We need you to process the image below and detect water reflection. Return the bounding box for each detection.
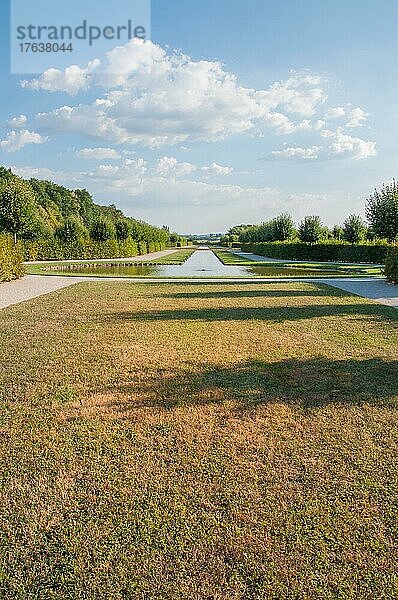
[54,249,345,278]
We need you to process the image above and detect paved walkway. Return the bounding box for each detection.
[319,278,398,308]
[0,275,85,309]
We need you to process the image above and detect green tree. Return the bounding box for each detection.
[0,177,46,241]
[365,180,398,241]
[332,225,344,240]
[298,215,324,244]
[343,214,366,243]
[271,214,296,241]
[90,218,115,242]
[55,218,88,244]
[115,220,131,241]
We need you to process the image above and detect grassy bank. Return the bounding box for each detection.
[0,281,397,597]
[213,248,383,276]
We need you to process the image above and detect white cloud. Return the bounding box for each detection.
[262,72,327,117]
[156,156,197,177]
[269,145,321,160]
[346,107,368,128]
[83,158,147,183]
[7,114,27,128]
[324,106,368,128]
[21,60,101,95]
[320,128,376,159]
[0,130,47,153]
[325,106,346,119]
[268,129,376,161]
[76,147,121,160]
[23,39,330,147]
[201,162,233,176]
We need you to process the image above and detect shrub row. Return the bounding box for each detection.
[22,238,166,261]
[0,234,24,282]
[385,246,398,283]
[241,241,389,264]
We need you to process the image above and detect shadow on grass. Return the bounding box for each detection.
[100,357,398,412]
[161,288,344,300]
[107,302,397,324]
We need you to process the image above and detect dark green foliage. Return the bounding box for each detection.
[55,218,88,244]
[115,220,131,241]
[241,241,388,264]
[366,180,398,242]
[332,225,344,240]
[343,214,366,243]
[0,234,24,282]
[90,219,116,242]
[298,216,324,244]
[384,246,398,283]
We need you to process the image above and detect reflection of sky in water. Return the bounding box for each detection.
[56,250,344,278]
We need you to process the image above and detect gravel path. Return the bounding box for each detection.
[0,275,85,309]
[320,278,398,308]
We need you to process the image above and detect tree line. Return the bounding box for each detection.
[0,167,186,248]
[221,180,398,246]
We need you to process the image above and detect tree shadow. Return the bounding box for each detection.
[94,357,398,413]
[106,302,397,324]
[161,287,342,300]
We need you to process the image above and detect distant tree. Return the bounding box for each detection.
[343,214,366,243]
[0,177,46,241]
[55,218,88,244]
[90,218,115,242]
[115,220,131,241]
[272,214,296,241]
[365,180,398,241]
[332,225,344,240]
[298,215,324,244]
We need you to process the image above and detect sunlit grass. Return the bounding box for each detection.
[0,281,397,598]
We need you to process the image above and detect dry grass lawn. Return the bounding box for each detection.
[0,281,397,599]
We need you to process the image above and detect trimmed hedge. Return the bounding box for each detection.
[22,238,166,262]
[0,234,24,282]
[385,246,398,283]
[241,241,389,264]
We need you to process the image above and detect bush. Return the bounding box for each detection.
[385,246,398,283]
[0,234,24,282]
[241,241,389,264]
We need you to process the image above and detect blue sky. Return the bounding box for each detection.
[1,0,397,233]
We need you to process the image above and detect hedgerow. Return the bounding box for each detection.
[241,241,389,264]
[22,239,166,262]
[385,246,398,283]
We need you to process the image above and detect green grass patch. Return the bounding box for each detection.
[0,281,397,597]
